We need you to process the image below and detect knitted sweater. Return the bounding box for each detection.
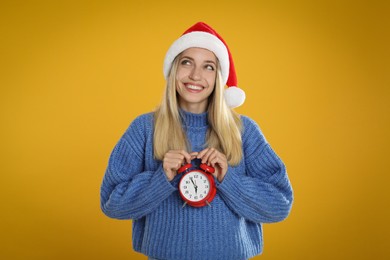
[100,110,293,260]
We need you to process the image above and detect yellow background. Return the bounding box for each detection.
[1,0,389,259]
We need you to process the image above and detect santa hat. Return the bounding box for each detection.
[163,22,246,108]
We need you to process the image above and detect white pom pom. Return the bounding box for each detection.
[224,87,246,108]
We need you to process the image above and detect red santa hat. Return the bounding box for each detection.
[163,22,246,108]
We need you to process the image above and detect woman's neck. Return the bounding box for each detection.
[179,109,208,127]
[178,102,208,114]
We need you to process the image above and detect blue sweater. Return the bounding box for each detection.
[100,110,293,260]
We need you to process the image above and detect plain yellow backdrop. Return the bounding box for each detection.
[1,0,389,259]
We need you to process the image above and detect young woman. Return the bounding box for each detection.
[100,22,293,260]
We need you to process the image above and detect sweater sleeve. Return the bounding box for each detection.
[217,116,293,224]
[100,115,177,220]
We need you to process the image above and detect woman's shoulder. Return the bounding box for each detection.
[239,114,261,131]
[239,114,267,142]
[124,112,155,135]
[133,112,154,124]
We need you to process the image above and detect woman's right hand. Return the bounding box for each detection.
[163,150,198,181]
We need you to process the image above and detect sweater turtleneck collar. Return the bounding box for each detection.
[179,109,209,128]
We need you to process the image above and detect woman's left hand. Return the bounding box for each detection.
[197,148,228,182]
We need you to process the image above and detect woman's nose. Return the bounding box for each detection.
[189,66,201,81]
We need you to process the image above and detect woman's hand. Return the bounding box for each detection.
[197,148,228,182]
[163,150,198,181]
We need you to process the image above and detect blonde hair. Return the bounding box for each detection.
[153,56,243,165]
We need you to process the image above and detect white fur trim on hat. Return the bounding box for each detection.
[224,86,246,108]
[163,31,230,85]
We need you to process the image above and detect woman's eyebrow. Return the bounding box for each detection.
[180,56,216,65]
[205,60,216,65]
[180,56,194,61]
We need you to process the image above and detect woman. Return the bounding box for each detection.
[100,22,293,260]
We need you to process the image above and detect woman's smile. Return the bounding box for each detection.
[184,83,205,92]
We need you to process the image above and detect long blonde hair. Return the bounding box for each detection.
[153,57,243,165]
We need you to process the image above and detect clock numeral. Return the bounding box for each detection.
[185,191,189,194]
[186,181,190,184]
[205,185,209,188]
[183,186,187,189]
[200,194,204,198]
[194,196,198,200]
[194,175,198,178]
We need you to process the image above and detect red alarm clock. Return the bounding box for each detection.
[177,162,216,207]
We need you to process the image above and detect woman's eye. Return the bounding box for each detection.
[181,60,191,65]
[205,65,215,71]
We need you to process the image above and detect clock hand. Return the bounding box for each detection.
[190,177,197,188]
[190,177,198,194]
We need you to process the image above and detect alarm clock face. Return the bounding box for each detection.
[179,170,211,202]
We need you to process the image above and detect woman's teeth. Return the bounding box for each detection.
[186,84,203,90]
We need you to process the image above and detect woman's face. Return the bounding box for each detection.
[175,47,217,113]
